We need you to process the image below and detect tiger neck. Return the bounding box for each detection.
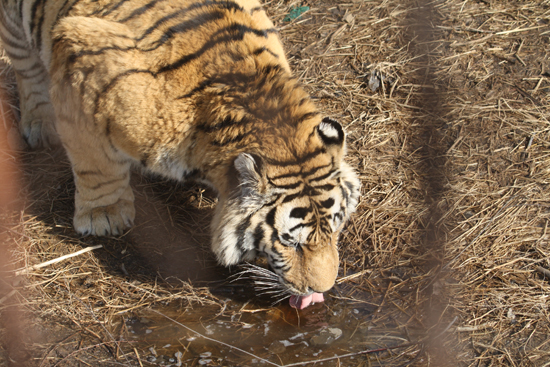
[187,67,323,198]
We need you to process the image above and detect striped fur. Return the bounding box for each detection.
[0,0,360,296]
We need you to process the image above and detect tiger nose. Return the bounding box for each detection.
[305,244,339,292]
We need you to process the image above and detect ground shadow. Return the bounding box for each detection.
[18,146,231,286]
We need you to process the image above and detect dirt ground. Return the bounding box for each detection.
[1,0,550,366]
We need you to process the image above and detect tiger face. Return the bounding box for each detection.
[212,118,360,297]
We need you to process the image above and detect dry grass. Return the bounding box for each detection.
[1,0,550,366]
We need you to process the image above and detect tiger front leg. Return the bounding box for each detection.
[66,143,135,237]
[73,177,135,237]
[12,53,59,148]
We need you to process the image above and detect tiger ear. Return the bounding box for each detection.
[317,117,345,147]
[234,153,267,197]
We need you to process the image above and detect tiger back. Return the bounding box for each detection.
[0,0,361,304]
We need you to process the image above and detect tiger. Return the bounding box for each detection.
[0,0,361,307]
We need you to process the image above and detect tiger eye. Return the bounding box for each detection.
[281,233,292,242]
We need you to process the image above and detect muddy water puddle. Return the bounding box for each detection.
[122,285,420,366]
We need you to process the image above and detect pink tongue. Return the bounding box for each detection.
[289,293,324,309]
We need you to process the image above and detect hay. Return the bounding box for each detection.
[1,0,550,365]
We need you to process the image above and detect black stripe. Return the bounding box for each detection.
[266,147,325,166]
[140,153,149,167]
[344,180,356,192]
[340,182,349,201]
[289,222,306,232]
[308,167,335,182]
[250,6,263,14]
[177,70,254,99]
[0,8,24,39]
[75,170,102,176]
[253,224,264,250]
[269,181,301,190]
[281,184,334,204]
[24,90,47,99]
[319,217,331,235]
[136,6,202,40]
[269,242,283,258]
[80,174,128,191]
[312,184,335,192]
[281,233,292,242]
[211,133,247,147]
[236,215,252,253]
[30,0,44,37]
[266,207,276,227]
[28,71,48,84]
[136,4,243,42]
[3,51,31,61]
[282,192,303,204]
[266,206,280,246]
[67,44,136,65]
[253,46,267,55]
[143,10,227,51]
[157,24,274,73]
[320,198,335,209]
[34,0,46,54]
[198,115,249,133]
[1,31,30,51]
[101,0,131,17]
[18,0,24,19]
[51,0,75,30]
[260,63,283,77]
[30,101,50,111]
[295,244,304,257]
[262,194,281,209]
[218,1,245,13]
[14,60,42,73]
[118,0,166,22]
[290,207,311,219]
[268,171,300,181]
[253,46,279,59]
[176,81,212,99]
[298,111,320,123]
[29,0,44,50]
[86,188,124,202]
[177,68,262,99]
[298,97,309,107]
[16,65,46,79]
[129,0,250,43]
[105,117,112,136]
[303,163,332,178]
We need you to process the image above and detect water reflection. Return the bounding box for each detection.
[122,284,419,366]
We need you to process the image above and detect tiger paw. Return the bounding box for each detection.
[74,198,135,236]
[20,118,59,149]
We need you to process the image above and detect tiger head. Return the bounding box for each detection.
[211,117,360,299]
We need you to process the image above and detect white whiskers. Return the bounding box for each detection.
[231,263,290,305]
